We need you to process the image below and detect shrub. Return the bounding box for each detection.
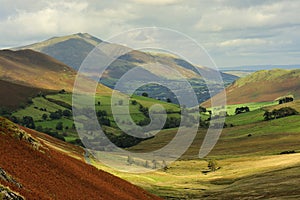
[56,122,63,130]
[208,159,218,172]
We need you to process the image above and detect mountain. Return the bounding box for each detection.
[0,49,111,94]
[0,117,161,199]
[14,33,102,71]
[202,69,300,106]
[15,33,238,104]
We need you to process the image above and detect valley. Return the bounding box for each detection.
[1,33,300,199]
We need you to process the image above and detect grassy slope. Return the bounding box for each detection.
[202,69,300,107]
[12,92,181,143]
[88,100,300,199]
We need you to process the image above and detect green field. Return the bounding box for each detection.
[11,92,181,144]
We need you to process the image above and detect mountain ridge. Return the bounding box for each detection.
[202,68,300,106]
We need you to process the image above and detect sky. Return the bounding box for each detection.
[0,0,300,67]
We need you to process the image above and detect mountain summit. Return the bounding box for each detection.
[15,33,102,70]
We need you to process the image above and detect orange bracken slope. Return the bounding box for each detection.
[0,117,161,200]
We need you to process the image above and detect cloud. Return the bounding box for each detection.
[219,38,269,47]
[130,0,181,6]
[0,0,299,66]
[194,1,300,32]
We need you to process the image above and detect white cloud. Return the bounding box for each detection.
[219,38,269,47]
[194,1,300,32]
[0,0,299,66]
[130,0,181,6]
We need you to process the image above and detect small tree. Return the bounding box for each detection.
[131,100,137,105]
[152,159,157,169]
[208,159,218,172]
[142,92,148,97]
[144,160,149,168]
[127,155,134,165]
[56,122,63,130]
[162,160,168,171]
[42,113,48,121]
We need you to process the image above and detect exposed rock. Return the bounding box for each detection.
[0,186,24,200]
[0,117,41,150]
[0,168,22,188]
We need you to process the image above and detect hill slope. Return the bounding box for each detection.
[0,79,51,110]
[0,117,161,200]
[202,69,300,106]
[0,49,111,94]
[15,33,237,103]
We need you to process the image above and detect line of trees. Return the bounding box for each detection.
[263,107,298,120]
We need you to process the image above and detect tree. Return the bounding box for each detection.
[142,92,148,97]
[22,116,35,129]
[199,106,207,113]
[131,100,137,105]
[208,159,218,172]
[56,122,63,130]
[152,159,157,169]
[97,101,101,106]
[62,109,72,117]
[42,113,48,121]
[127,155,134,165]
[162,160,168,171]
[235,106,250,115]
[144,160,149,168]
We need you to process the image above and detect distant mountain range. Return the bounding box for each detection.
[202,68,300,106]
[221,64,300,71]
[15,33,238,104]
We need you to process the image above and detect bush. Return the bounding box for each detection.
[42,114,48,121]
[56,122,63,130]
[62,109,72,117]
[208,159,218,172]
[22,116,35,129]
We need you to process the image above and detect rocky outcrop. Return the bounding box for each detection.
[0,167,23,200]
[0,186,24,200]
[0,117,41,150]
[0,168,22,188]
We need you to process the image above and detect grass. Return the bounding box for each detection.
[225,109,265,125]
[9,90,300,199]
[11,92,181,143]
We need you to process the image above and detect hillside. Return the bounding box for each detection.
[15,33,237,103]
[0,117,161,200]
[202,69,300,106]
[0,49,111,94]
[94,101,300,199]
[0,79,51,110]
